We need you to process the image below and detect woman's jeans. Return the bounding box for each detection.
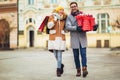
[73,44,87,69]
[53,50,62,68]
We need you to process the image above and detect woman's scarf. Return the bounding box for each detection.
[53,13,67,21]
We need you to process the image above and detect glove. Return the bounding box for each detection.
[53,13,60,21]
[54,15,58,21]
[76,26,83,32]
[93,24,98,31]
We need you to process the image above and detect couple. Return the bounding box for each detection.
[47,2,88,77]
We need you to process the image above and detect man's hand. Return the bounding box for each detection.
[93,24,98,31]
[76,26,83,32]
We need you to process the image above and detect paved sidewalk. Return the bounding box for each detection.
[0,48,120,80]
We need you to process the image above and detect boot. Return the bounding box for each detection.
[76,68,81,77]
[61,64,64,74]
[56,68,61,77]
[82,67,88,78]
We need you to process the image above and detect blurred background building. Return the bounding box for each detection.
[18,0,70,49]
[0,0,18,49]
[0,0,120,49]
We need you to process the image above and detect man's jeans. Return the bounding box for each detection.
[53,50,62,68]
[73,44,87,69]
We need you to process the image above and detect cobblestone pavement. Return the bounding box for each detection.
[0,48,120,80]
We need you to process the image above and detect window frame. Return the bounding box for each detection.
[97,13,110,33]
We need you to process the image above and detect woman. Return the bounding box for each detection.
[47,6,67,77]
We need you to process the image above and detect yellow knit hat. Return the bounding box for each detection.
[55,6,64,12]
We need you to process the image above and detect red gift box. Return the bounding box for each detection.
[82,15,91,31]
[90,16,95,30]
[75,14,83,26]
[75,14,95,31]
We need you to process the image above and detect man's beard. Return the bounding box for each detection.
[71,10,83,16]
[71,10,80,16]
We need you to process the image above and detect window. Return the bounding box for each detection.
[51,0,57,4]
[28,0,34,5]
[26,20,28,24]
[97,13,110,33]
[69,0,83,2]
[29,18,32,23]
[94,0,101,5]
[84,0,94,6]
[0,0,7,1]
[19,31,24,35]
[26,18,35,24]
[34,20,35,24]
[79,0,83,1]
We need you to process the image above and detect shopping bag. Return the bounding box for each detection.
[38,16,49,32]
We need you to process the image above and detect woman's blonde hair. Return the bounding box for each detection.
[54,6,64,13]
[52,6,67,20]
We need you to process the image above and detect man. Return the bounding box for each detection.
[65,2,88,77]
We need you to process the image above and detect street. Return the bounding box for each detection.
[0,48,120,80]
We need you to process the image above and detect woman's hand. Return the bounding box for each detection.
[53,13,60,21]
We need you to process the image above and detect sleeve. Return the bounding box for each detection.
[65,16,77,31]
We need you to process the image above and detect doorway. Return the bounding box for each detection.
[104,40,109,48]
[96,40,101,48]
[29,30,34,47]
[0,19,10,49]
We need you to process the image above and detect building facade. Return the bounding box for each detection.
[18,0,70,48]
[18,0,120,49]
[0,0,18,49]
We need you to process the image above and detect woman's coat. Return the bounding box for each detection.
[47,13,67,51]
